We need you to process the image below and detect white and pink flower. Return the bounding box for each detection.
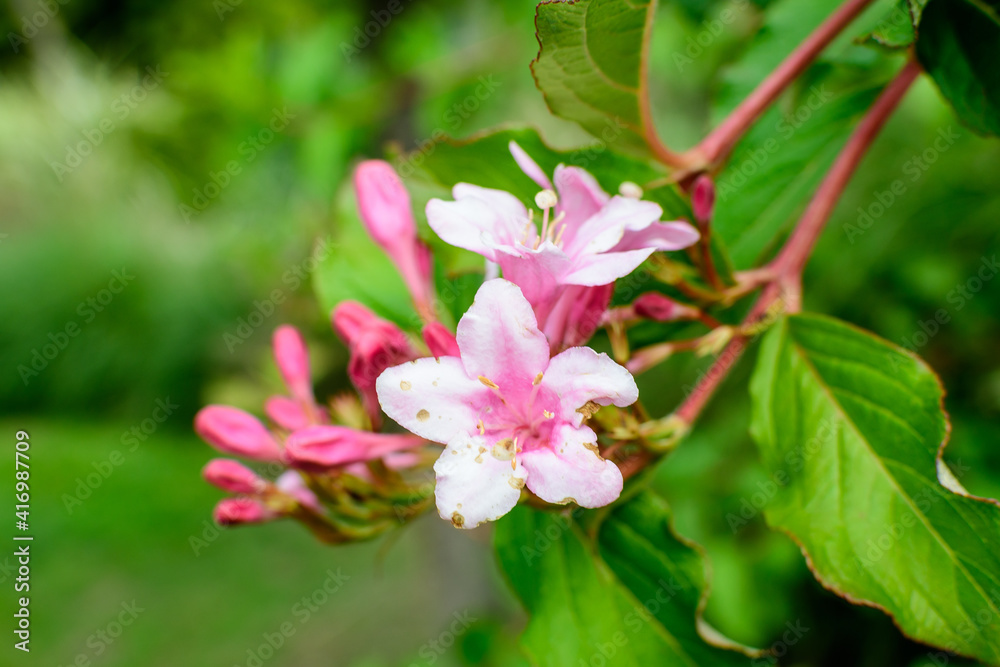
[376,279,638,529]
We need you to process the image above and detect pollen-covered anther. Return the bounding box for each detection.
[534,189,558,210]
[532,372,544,386]
[478,375,499,390]
[543,410,554,419]
[619,181,643,199]
[477,419,485,435]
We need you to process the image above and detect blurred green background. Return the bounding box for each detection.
[1,0,998,665]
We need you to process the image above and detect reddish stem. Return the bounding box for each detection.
[668,60,920,430]
[691,0,877,166]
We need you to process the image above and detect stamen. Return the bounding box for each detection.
[478,375,499,389]
[477,419,485,435]
[543,410,554,419]
[553,222,567,246]
[532,372,543,386]
[619,181,643,199]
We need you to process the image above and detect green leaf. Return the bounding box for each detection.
[750,313,1000,663]
[532,0,668,159]
[917,0,1000,137]
[857,0,928,49]
[495,492,757,667]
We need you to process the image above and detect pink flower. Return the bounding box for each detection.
[202,459,268,494]
[266,326,326,430]
[194,406,282,461]
[425,143,699,314]
[354,160,435,318]
[376,279,638,529]
[284,425,424,471]
[332,301,417,426]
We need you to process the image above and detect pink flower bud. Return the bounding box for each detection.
[275,470,322,511]
[272,325,313,404]
[213,498,275,526]
[633,293,696,322]
[265,396,310,431]
[422,322,460,357]
[354,160,417,249]
[354,160,434,314]
[194,405,282,461]
[691,175,715,225]
[332,302,416,424]
[284,425,423,471]
[202,459,267,494]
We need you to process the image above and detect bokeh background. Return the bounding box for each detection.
[2,0,998,665]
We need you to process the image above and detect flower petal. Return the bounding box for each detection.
[265,396,310,431]
[521,424,623,507]
[376,357,490,444]
[496,243,570,307]
[426,186,527,261]
[564,196,662,257]
[614,220,700,252]
[433,434,527,529]
[560,247,656,286]
[554,164,609,232]
[509,141,553,190]
[540,346,638,425]
[455,279,551,388]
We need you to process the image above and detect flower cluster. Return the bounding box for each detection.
[195,143,700,535]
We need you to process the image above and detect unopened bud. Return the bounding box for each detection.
[203,459,267,494]
[272,325,313,404]
[214,498,275,526]
[194,406,282,461]
[691,175,715,225]
[423,322,460,357]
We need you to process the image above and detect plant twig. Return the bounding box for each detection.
[689,0,877,167]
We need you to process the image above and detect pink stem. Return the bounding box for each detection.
[693,0,877,166]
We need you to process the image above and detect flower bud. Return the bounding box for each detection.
[214,498,275,526]
[353,160,434,315]
[422,322,460,357]
[633,293,696,322]
[275,470,321,511]
[691,175,715,226]
[284,425,423,471]
[354,160,417,250]
[265,396,309,431]
[272,325,313,404]
[195,406,283,461]
[202,459,267,494]
[332,302,416,424]
[542,284,614,351]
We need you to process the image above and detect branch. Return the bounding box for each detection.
[690,0,877,167]
[657,60,921,435]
